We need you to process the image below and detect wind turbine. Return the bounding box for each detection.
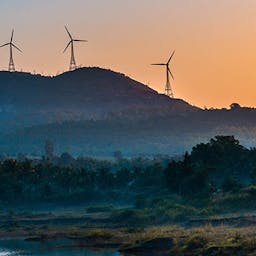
[0,29,22,72]
[63,26,87,71]
[151,51,175,98]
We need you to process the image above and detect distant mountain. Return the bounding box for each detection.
[0,68,198,131]
[1,67,256,157]
[3,108,256,157]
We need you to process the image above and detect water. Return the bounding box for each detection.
[0,239,121,256]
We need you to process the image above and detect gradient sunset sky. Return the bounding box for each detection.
[1,0,256,108]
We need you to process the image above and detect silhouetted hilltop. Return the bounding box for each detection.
[0,67,197,122]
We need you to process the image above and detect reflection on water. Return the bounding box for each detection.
[0,239,121,256]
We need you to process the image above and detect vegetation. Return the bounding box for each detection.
[1,135,256,254]
[1,135,256,220]
[2,220,256,255]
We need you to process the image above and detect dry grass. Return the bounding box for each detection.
[2,216,256,255]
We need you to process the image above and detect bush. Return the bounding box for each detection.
[185,235,208,251]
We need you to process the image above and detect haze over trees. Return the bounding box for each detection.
[1,136,256,217]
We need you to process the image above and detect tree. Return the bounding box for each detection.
[191,136,247,178]
[222,176,242,193]
[115,168,132,187]
[165,150,213,197]
[59,152,74,166]
[45,140,54,159]
[114,150,123,161]
[250,167,256,185]
[230,103,241,110]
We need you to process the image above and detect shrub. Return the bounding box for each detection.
[185,235,208,251]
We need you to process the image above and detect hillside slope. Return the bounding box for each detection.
[0,68,197,126]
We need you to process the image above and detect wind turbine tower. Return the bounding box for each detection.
[152,51,175,98]
[0,29,22,72]
[63,26,87,71]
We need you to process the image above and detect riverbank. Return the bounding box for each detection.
[1,211,256,255]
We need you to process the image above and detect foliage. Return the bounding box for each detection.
[1,136,256,218]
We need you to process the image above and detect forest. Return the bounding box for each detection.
[2,135,256,221]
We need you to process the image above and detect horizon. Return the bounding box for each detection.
[1,1,256,108]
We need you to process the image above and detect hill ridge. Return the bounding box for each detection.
[0,67,197,112]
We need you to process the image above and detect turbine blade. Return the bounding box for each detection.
[151,63,165,66]
[74,39,88,42]
[63,41,71,53]
[11,29,14,43]
[168,68,174,80]
[12,43,22,53]
[65,26,72,40]
[167,50,175,64]
[0,43,9,48]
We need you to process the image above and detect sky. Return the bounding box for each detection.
[1,0,256,108]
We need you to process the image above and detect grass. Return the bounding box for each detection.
[85,228,114,239]
[2,212,256,255]
[121,225,256,255]
[2,189,256,255]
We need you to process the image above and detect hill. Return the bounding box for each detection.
[1,68,256,156]
[1,106,256,156]
[0,67,197,132]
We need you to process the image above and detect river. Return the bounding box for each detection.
[0,239,121,256]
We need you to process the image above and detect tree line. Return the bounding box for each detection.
[1,136,256,205]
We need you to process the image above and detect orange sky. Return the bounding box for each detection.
[1,0,256,108]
